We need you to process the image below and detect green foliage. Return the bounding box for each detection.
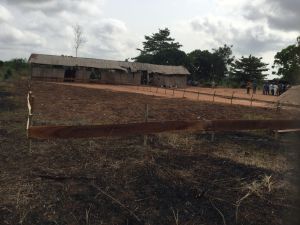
[230,55,268,84]
[4,69,12,80]
[134,28,185,65]
[151,49,189,66]
[0,58,28,80]
[138,28,182,55]
[187,46,233,83]
[212,44,235,76]
[273,36,300,84]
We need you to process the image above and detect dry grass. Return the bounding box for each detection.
[1,80,299,225]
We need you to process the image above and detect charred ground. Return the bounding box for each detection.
[0,80,299,225]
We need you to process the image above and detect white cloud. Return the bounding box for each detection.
[0,0,299,78]
[0,4,12,22]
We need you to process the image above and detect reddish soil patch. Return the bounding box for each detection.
[31,81,297,126]
[57,82,280,108]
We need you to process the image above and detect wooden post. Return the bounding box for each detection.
[164,88,167,95]
[211,132,215,142]
[27,91,34,152]
[197,91,200,101]
[276,100,281,112]
[250,93,254,106]
[213,90,216,102]
[143,104,149,146]
[173,88,175,96]
[183,89,185,98]
[156,87,159,93]
[231,91,235,105]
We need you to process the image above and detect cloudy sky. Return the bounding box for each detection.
[0,0,299,76]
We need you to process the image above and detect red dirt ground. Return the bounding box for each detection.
[56,82,280,108]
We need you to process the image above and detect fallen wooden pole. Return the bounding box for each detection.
[28,120,300,139]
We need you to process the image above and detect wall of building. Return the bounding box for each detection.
[31,64,186,87]
[31,65,65,81]
[151,73,186,88]
[31,64,142,85]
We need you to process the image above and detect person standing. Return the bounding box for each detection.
[266,82,270,95]
[270,83,274,95]
[252,80,257,94]
[246,81,251,94]
[273,83,278,96]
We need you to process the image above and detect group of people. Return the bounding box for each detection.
[245,80,288,96]
[262,82,288,96]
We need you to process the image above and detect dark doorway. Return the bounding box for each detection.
[141,71,148,85]
[64,67,76,82]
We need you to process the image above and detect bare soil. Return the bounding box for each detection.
[0,80,300,225]
[57,82,279,108]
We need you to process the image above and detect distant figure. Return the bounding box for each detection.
[282,83,286,93]
[252,80,257,94]
[273,83,278,96]
[270,83,274,95]
[211,80,216,88]
[263,82,268,95]
[246,81,251,94]
[278,83,283,95]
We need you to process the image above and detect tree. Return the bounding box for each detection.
[187,49,228,83]
[134,28,183,64]
[151,49,188,66]
[230,55,268,85]
[273,36,300,84]
[212,44,234,76]
[73,24,86,57]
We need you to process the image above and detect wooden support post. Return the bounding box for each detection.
[156,87,159,93]
[231,91,235,105]
[213,90,216,102]
[274,130,279,140]
[276,101,281,112]
[28,120,300,139]
[250,93,254,106]
[27,91,34,152]
[173,88,175,96]
[197,91,200,101]
[164,88,167,95]
[183,89,185,98]
[144,104,149,146]
[211,132,215,142]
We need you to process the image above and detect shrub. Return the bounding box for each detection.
[4,69,12,80]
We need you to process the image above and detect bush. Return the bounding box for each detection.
[4,69,12,80]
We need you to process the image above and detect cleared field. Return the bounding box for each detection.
[55,82,281,108]
[1,80,299,225]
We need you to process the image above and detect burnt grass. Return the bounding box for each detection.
[0,80,300,225]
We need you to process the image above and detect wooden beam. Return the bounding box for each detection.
[28,120,300,139]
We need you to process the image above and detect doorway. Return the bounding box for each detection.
[64,67,76,82]
[141,71,148,85]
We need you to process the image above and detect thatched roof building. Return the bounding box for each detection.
[29,54,189,88]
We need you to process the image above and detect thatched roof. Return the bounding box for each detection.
[28,53,190,75]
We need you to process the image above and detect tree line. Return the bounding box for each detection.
[133,28,300,86]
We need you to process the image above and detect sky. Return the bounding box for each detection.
[0,0,299,77]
